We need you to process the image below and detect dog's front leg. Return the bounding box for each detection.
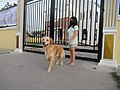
[47,58,55,72]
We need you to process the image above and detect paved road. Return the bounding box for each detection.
[0,52,119,90]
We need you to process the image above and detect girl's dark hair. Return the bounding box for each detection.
[68,16,78,28]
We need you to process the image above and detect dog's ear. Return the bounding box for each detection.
[50,38,53,45]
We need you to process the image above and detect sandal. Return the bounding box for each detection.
[68,63,75,66]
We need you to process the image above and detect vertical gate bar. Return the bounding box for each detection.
[48,0,50,37]
[27,3,29,43]
[35,2,38,43]
[58,0,63,43]
[39,1,41,43]
[33,3,35,43]
[26,4,28,45]
[32,2,34,43]
[75,0,77,16]
[48,0,50,21]
[38,1,40,43]
[72,0,74,16]
[55,0,58,43]
[36,1,41,43]
[50,0,55,40]
[93,0,98,49]
[29,4,32,44]
[35,2,37,43]
[68,0,70,25]
[43,0,45,36]
[86,0,89,29]
[98,0,104,61]
[36,1,39,43]
[34,2,36,43]
[29,4,32,43]
[81,0,85,45]
[89,0,93,45]
[45,0,48,36]
[85,0,89,45]
[31,3,33,43]
[68,0,71,18]
[25,4,27,45]
[78,0,81,44]
[23,1,27,50]
[40,1,43,43]
[64,0,67,44]
[61,0,64,44]
[37,1,39,43]
[47,0,49,36]
[33,2,35,43]
[55,0,56,43]
[28,4,31,44]
[57,0,59,43]
[58,0,61,43]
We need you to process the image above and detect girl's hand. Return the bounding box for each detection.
[66,41,70,44]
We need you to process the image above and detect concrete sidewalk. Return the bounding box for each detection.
[0,52,119,90]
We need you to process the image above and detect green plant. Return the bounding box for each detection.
[111,72,120,89]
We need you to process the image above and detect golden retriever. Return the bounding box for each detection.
[41,37,65,72]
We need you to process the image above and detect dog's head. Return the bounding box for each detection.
[41,37,53,47]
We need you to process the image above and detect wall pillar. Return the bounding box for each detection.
[98,29,118,68]
[98,0,118,68]
[15,0,24,53]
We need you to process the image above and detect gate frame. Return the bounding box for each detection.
[98,0,105,61]
[50,0,55,40]
[23,0,105,62]
[49,0,105,62]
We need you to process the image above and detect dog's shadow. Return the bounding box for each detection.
[38,57,68,72]
[38,56,48,71]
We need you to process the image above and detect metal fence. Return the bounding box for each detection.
[23,0,104,61]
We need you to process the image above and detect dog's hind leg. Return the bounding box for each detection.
[60,57,64,66]
[59,50,65,66]
[60,60,63,66]
[56,58,60,65]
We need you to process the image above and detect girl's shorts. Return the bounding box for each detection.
[69,44,77,48]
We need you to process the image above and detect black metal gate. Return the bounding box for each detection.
[23,0,104,62]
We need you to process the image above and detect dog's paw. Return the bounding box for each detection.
[60,63,64,66]
[56,61,59,65]
[47,69,51,72]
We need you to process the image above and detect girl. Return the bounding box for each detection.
[66,17,79,65]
